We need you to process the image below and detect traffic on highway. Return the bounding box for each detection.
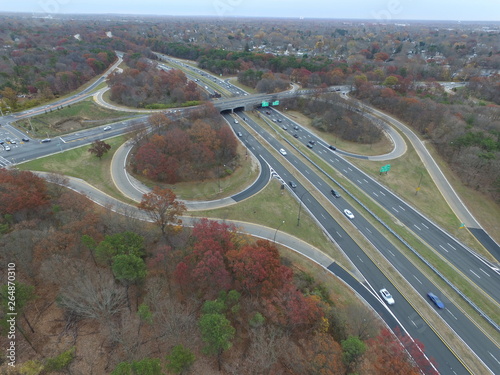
[1,51,499,374]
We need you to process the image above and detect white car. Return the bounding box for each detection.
[279,148,287,156]
[103,126,112,131]
[380,288,395,305]
[344,209,354,219]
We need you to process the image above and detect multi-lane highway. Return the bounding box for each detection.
[256,108,500,312]
[227,111,499,374]
[1,51,499,373]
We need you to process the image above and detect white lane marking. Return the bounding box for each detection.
[413,275,423,284]
[447,242,456,250]
[414,224,421,231]
[366,227,372,234]
[335,158,339,162]
[480,268,490,277]
[305,198,312,202]
[447,309,458,320]
[373,192,378,197]
[357,255,364,263]
[329,158,334,162]
[317,181,322,186]
[388,250,395,257]
[392,207,399,213]
[379,191,386,196]
[363,179,369,183]
[439,245,449,253]
[336,231,342,238]
[343,169,348,173]
[305,169,310,174]
[489,352,500,366]
[470,269,481,279]
[357,179,362,184]
[321,213,327,219]
[398,205,406,211]
[410,319,417,327]
[421,223,429,229]
[347,167,352,171]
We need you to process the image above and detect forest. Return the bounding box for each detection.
[281,94,384,144]
[130,104,239,184]
[0,168,430,374]
[107,53,205,109]
[0,17,121,112]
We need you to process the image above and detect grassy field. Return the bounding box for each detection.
[227,78,258,95]
[16,135,134,203]
[14,99,135,138]
[191,179,346,263]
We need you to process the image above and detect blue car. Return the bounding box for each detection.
[427,292,445,309]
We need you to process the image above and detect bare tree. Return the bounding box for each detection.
[56,260,126,321]
[45,172,70,197]
[346,303,378,341]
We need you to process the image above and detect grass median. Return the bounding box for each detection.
[16,135,134,203]
[14,99,135,138]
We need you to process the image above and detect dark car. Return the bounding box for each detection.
[427,292,445,309]
[293,134,299,138]
[289,181,297,188]
[309,140,316,145]
[307,143,313,149]
[293,125,299,130]
[282,126,288,131]
[331,189,340,198]
[329,145,337,150]
[0,139,4,144]
[22,137,30,142]
[266,111,271,115]
[277,119,282,122]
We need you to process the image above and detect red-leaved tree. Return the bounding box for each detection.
[0,169,49,217]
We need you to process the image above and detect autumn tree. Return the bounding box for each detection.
[148,112,172,134]
[365,328,422,375]
[137,187,186,237]
[227,239,290,296]
[165,344,196,374]
[88,139,111,160]
[198,313,235,371]
[0,169,49,218]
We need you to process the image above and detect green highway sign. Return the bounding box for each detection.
[272,100,280,105]
[262,101,269,107]
[379,164,391,173]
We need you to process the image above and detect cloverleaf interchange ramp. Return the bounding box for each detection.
[4,52,500,374]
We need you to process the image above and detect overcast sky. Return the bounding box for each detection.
[1,0,499,21]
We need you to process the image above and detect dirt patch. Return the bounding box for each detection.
[51,117,87,133]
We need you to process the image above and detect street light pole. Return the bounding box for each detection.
[273,220,285,243]
[297,191,308,226]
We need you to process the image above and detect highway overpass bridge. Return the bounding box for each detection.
[215,87,345,113]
